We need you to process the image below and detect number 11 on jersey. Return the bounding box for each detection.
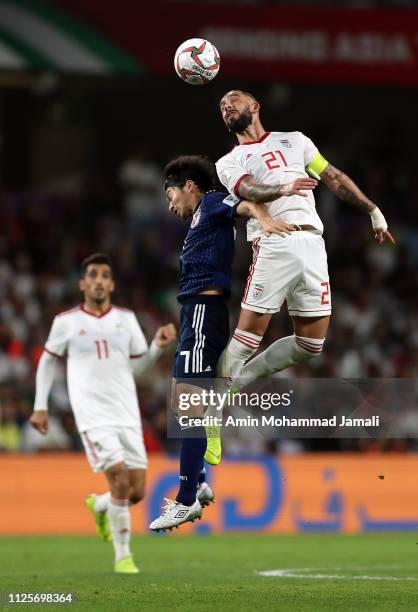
[95,339,109,359]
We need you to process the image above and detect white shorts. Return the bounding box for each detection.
[241,232,332,317]
[80,425,148,473]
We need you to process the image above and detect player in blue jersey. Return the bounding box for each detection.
[149,155,316,531]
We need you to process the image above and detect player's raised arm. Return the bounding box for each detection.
[215,150,317,205]
[237,175,318,204]
[130,322,177,378]
[320,163,395,245]
[236,200,296,237]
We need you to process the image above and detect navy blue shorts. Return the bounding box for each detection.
[173,295,230,379]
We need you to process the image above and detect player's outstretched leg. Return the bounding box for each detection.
[149,426,206,532]
[85,492,112,543]
[241,334,325,384]
[241,316,330,383]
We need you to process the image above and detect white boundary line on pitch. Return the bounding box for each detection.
[258,568,418,581]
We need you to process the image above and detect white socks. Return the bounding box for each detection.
[218,329,262,379]
[108,497,131,561]
[242,334,325,384]
[93,491,111,513]
[218,329,325,382]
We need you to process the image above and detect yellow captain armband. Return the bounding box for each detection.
[305,152,329,180]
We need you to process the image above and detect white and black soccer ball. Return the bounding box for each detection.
[174,38,220,85]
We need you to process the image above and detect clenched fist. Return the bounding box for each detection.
[154,323,177,348]
[30,410,49,435]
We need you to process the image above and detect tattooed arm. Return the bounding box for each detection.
[237,176,318,204]
[320,163,395,245]
[320,163,376,213]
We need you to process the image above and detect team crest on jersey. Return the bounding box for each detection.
[191,209,201,228]
[253,284,264,299]
[280,140,291,148]
[79,329,87,336]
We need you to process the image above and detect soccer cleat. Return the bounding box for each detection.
[114,555,139,574]
[204,425,222,465]
[149,498,202,532]
[85,494,112,543]
[204,383,241,465]
[197,482,215,507]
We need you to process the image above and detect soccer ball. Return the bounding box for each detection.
[174,38,220,85]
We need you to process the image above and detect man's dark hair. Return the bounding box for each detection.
[164,155,216,193]
[81,253,113,276]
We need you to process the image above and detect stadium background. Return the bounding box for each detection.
[1,0,418,535]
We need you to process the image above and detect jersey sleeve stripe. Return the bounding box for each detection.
[233,173,250,196]
[44,347,64,359]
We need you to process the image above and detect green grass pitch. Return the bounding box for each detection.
[1,534,417,611]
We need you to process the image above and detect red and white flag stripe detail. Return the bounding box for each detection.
[242,238,261,303]
[82,431,99,465]
[295,337,324,353]
[233,330,261,349]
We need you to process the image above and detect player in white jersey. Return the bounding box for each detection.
[30,253,176,574]
[216,90,395,386]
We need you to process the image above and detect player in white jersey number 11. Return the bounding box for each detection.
[30,253,177,574]
[216,90,395,393]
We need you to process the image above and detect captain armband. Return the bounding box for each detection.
[305,152,329,180]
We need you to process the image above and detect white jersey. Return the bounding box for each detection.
[44,305,148,432]
[216,131,324,241]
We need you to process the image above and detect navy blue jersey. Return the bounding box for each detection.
[178,191,239,300]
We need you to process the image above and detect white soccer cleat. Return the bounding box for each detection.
[149,498,202,532]
[197,482,215,507]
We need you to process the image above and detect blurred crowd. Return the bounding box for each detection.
[174,0,418,6]
[0,137,417,455]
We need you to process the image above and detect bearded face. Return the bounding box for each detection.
[225,106,253,133]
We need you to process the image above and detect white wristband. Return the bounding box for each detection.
[370,207,388,233]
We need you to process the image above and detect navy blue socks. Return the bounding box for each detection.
[176,427,207,506]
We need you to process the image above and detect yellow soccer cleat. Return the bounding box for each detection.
[204,382,241,465]
[114,555,139,574]
[85,494,112,543]
[204,426,222,465]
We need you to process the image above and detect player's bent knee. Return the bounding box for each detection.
[129,489,145,505]
[106,463,130,496]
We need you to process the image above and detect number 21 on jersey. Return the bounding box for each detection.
[262,150,288,171]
